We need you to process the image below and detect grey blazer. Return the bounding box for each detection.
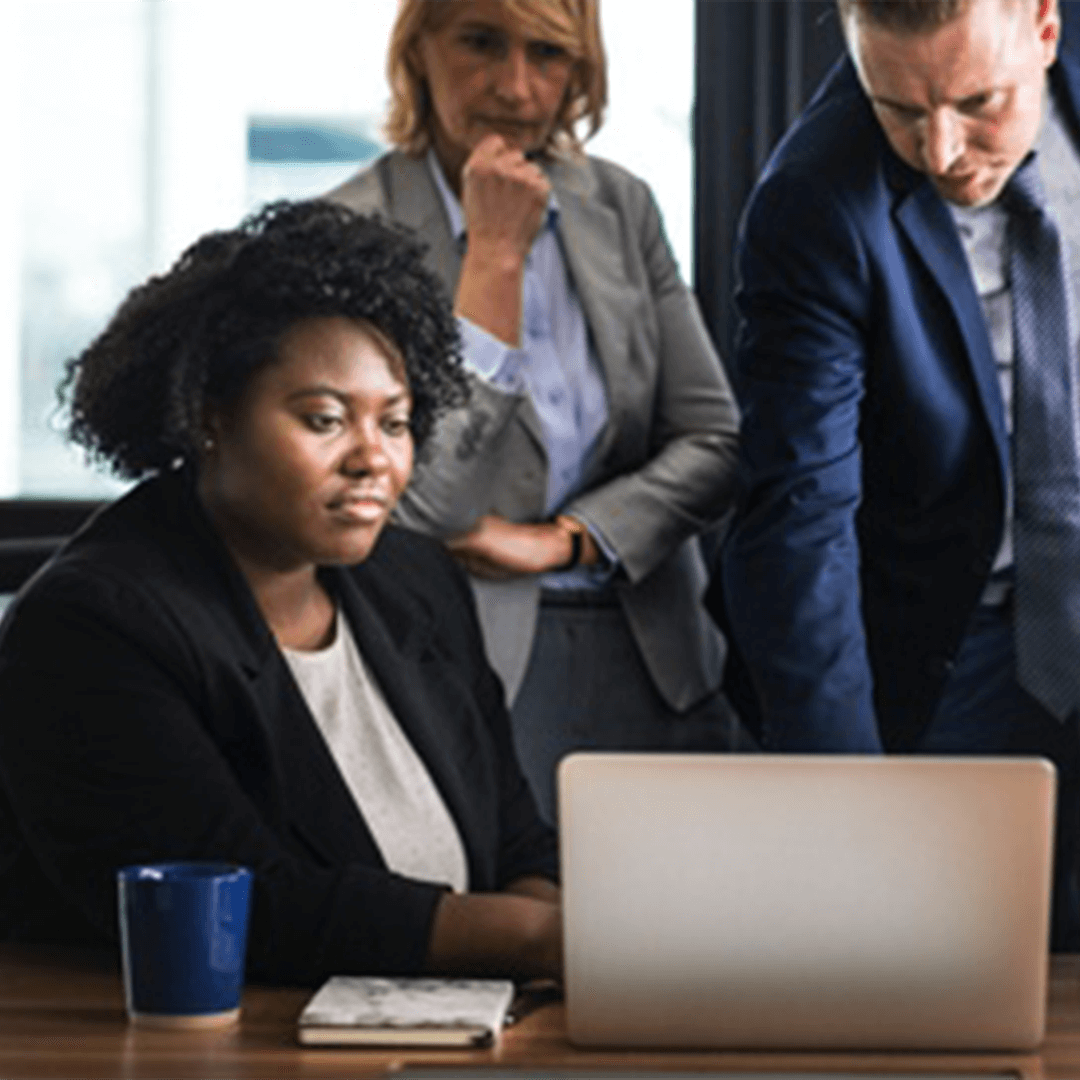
[328,150,739,710]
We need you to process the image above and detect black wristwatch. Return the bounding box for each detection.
[553,515,586,570]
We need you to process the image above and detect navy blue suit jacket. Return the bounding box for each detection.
[719,53,1080,753]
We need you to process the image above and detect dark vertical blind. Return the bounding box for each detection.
[693,0,844,369]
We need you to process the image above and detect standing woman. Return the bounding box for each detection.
[330,0,739,822]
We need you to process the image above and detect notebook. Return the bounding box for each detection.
[297,977,515,1047]
[558,753,1055,1051]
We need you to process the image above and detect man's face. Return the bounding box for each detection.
[846,0,1060,207]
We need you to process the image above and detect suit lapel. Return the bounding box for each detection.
[169,526,386,868]
[385,152,463,292]
[249,649,386,867]
[547,158,638,468]
[892,172,1010,474]
[1052,54,1080,152]
[327,564,487,883]
[890,58,1080,495]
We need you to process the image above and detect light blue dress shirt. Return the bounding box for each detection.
[427,151,616,588]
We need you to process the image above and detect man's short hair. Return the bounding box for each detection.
[836,0,974,33]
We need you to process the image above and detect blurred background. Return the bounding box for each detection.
[1,0,696,498]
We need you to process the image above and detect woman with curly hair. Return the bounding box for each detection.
[0,200,561,985]
[328,0,742,824]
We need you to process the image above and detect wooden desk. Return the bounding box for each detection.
[3,943,1080,1079]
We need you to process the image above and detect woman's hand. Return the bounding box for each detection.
[461,134,550,256]
[425,887,563,982]
[446,514,597,579]
[454,135,550,347]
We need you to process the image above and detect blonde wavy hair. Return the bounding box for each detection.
[385,0,607,157]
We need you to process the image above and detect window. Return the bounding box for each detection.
[6,0,694,498]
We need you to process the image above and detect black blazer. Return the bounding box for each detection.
[0,469,556,985]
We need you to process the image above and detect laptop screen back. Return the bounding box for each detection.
[559,754,1053,1050]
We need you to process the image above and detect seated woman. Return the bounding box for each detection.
[0,200,560,986]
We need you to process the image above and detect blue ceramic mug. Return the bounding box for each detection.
[117,862,252,1027]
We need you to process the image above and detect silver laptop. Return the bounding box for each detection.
[558,753,1054,1051]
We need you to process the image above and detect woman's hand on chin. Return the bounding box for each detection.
[453,136,550,348]
[461,135,550,259]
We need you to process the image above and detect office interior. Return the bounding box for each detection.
[0,0,852,594]
[8,5,1080,1075]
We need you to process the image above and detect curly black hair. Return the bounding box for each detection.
[61,199,468,479]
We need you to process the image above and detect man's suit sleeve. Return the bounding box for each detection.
[721,168,883,752]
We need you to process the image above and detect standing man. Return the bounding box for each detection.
[719,0,1080,947]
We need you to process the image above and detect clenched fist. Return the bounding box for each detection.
[461,134,551,258]
[454,135,552,346]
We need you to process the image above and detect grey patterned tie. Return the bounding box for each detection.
[1008,152,1080,722]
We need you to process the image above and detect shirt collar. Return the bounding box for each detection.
[425,147,559,244]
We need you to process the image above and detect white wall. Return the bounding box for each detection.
[0,3,22,496]
[7,0,694,496]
